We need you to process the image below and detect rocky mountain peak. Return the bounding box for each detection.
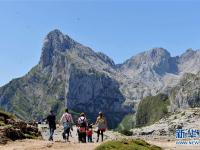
[180,48,196,62]
[44,29,77,52]
[46,29,64,39]
[39,29,78,68]
[186,48,195,52]
[147,48,170,59]
[121,48,172,74]
[178,49,200,74]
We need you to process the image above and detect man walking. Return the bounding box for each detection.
[47,110,56,141]
[60,108,74,142]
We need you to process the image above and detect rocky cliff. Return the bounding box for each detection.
[170,72,200,112]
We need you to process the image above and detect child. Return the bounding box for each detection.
[87,124,93,143]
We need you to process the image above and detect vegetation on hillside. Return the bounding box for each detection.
[117,114,135,130]
[95,139,162,150]
[117,114,135,135]
[136,94,169,127]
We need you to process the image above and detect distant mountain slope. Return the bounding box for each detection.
[119,48,200,103]
[1,29,200,128]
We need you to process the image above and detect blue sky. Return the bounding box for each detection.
[0,0,200,86]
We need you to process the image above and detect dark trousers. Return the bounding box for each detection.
[49,127,55,140]
[87,135,92,142]
[78,132,86,143]
[97,130,104,142]
[62,127,70,141]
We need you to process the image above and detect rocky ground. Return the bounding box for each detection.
[0,124,107,150]
[131,108,200,150]
[0,111,41,145]
[131,108,200,138]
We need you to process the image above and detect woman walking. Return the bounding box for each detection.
[95,112,107,142]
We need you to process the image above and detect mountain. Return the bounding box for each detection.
[118,48,178,103]
[118,48,200,104]
[0,30,131,128]
[1,29,200,128]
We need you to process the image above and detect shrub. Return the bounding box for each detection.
[136,94,169,127]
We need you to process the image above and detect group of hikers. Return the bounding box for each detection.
[46,108,108,143]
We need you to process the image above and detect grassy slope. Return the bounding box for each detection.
[95,139,162,150]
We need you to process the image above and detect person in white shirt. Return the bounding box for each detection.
[60,108,74,142]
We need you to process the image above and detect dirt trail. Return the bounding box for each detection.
[0,124,102,150]
[0,139,100,150]
[1,138,200,150]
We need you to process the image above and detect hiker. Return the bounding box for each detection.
[95,112,107,142]
[60,108,74,142]
[47,110,56,141]
[77,112,88,143]
[87,124,93,143]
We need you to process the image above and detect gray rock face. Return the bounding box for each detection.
[131,108,200,138]
[67,70,124,113]
[178,49,200,74]
[96,52,115,67]
[39,29,76,68]
[67,67,131,127]
[170,72,200,112]
[121,48,173,75]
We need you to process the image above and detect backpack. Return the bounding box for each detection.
[79,117,87,127]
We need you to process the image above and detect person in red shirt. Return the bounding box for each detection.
[87,124,93,142]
